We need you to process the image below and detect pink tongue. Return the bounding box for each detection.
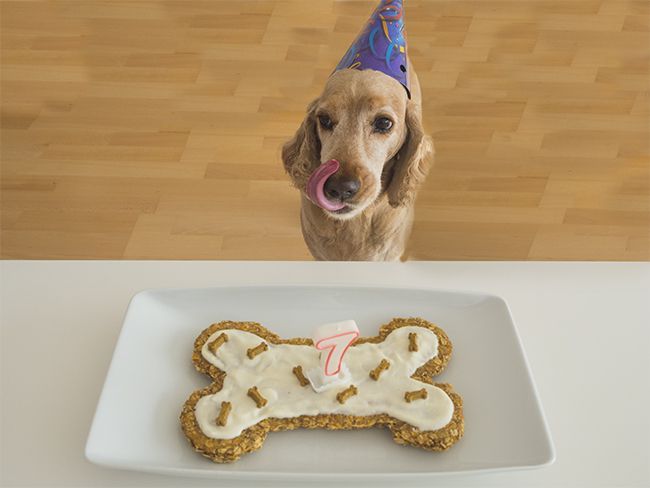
[306,159,346,211]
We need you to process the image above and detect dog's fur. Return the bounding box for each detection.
[282,64,433,261]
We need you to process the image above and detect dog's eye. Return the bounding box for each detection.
[373,117,393,133]
[318,115,334,131]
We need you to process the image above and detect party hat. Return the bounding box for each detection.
[333,0,410,97]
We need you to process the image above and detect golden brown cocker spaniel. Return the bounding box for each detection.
[282,65,433,261]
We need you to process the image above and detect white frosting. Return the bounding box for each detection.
[305,363,352,392]
[195,326,454,439]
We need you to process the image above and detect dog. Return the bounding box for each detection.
[282,64,433,261]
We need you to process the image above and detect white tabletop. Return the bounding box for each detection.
[1,261,648,488]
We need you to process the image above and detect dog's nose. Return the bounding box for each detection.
[324,178,360,202]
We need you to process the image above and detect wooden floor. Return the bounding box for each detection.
[1,0,648,260]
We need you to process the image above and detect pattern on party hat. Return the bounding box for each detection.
[334,0,409,97]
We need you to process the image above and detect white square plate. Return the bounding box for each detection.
[86,286,554,481]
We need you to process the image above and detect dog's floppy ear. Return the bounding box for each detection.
[282,99,321,186]
[387,104,434,208]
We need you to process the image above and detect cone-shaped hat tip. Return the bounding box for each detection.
[333,0,410,98]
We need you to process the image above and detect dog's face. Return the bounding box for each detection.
[282,69,432,221]
[312,70,408,219]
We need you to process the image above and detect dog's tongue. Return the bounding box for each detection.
[306,159,346,211]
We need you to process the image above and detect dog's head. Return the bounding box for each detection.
[282,69,433,220]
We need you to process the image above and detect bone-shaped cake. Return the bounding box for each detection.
[180,317,464,463]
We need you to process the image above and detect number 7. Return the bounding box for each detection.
[314,328,360,376]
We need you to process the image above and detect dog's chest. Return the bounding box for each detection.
[301,202,410,261]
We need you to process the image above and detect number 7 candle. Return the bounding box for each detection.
[306,320,360,392]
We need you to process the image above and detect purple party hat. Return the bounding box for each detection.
[333,0,410,97]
